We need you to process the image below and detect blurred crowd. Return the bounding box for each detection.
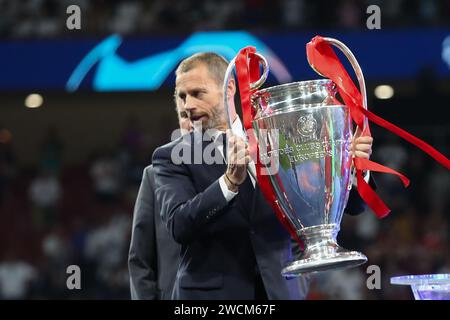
[0,121,150,299]
[1,0,450,38]
[0,113,449,299]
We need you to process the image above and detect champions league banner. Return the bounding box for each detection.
[1,29,450,92]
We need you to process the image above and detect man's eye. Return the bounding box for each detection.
[192,90,205,98]
[180,112,188,118]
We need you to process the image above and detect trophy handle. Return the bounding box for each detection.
[223,53,269,132]
[222,53,269,181]
[308,37,369,131]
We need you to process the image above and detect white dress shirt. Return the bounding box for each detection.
[214,117,253,202]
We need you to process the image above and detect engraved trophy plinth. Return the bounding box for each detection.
[223,38,369,275]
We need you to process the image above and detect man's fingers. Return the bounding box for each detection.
[236,149,247,164]
[353,150,370,159]
[227,134,251,167]
[354,143,372,152]
[354,136,373,144]
[225,133,250,185]
[229,146,248,164]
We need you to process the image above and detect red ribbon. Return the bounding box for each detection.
[306,35,450,218]
[235,47,303,246]
[234,36,450,242]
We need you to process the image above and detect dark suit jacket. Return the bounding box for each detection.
[128,165,181,300]
[152,132,366,300]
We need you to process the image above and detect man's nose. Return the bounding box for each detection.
[185,95,197,112]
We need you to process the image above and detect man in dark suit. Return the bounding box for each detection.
[152,53,373,300]
[128,103,192,300]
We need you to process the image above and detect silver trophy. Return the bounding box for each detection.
[223,38,369,276]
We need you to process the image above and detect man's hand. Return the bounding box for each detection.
[224,134,250,192]
[351,128,373,159]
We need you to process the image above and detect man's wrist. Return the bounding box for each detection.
[224,173,239,193]
[219,176,238,202]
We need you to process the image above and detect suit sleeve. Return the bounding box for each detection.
[128,167,158,300]
[152,145,229,245]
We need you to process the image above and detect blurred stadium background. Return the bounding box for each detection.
[0,0,449,299]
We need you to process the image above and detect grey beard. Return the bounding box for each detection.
[204,103,227,130]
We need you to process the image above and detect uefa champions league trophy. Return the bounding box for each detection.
[223,37,370,276]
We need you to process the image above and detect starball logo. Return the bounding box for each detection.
[66,31,291,92]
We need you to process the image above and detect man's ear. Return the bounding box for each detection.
[224,78,237,124]
[226,77,236,98]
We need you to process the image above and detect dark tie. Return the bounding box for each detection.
[217,132,227,159]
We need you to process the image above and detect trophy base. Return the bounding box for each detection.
[282,224,368,276]
[282,247,368,276]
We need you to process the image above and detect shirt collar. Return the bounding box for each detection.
[211,116,245,143]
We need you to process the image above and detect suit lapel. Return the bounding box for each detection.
[201,131,227,177]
